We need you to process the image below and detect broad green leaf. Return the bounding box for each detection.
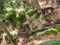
[55,26,60,32]
[46,28,58,34]
[36,30,48,36]
[36,28,58,36]
[37,38,60,45]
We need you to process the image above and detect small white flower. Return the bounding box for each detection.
[33,15,47,30]
[39,15,47,24]
[23,14,36,31]
[24,14,47,30]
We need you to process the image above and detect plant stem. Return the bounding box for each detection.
[0,21,18,45]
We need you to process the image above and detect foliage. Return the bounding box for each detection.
[36,30,47,36]
[55,26,60,32]
[1,0,59,45]
[46,28,58,34]
[4,8,43,31]
[36,28,58,36]
[37,38,60,45]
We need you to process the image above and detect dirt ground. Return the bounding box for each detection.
[5,34,60,45]
[17,34,60,45]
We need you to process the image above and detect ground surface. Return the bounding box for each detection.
[5,34,60,45]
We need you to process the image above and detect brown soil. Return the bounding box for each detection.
[6,34,60,45]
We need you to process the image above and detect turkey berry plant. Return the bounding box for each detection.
[4,8,47,31]
[5,8,36,30]
[3,8,27,45]
[3,7,59,45]
[5,7,26,31]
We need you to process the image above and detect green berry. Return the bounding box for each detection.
[27,9,35,16]
[18,9,25,15]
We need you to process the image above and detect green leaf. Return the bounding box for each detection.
[37,38,60,45]
[36,30,48,36]
[46,28,58,34]
[55,26,60,32]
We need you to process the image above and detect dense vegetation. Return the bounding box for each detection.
[0,0,60,45]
